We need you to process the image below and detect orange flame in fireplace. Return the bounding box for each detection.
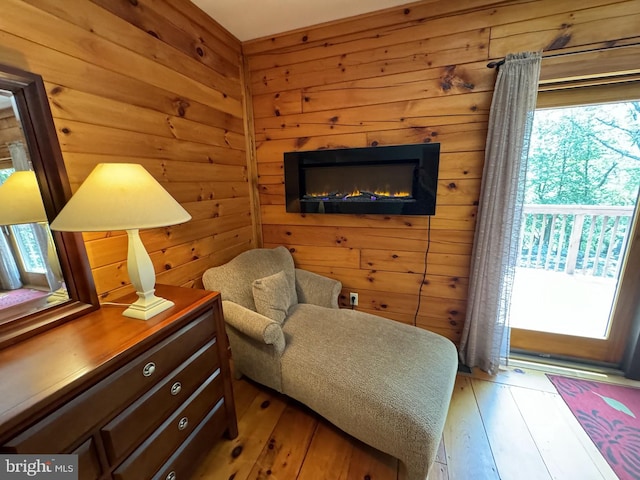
[310,190,412,198]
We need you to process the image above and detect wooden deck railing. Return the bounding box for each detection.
[518,204,635,278]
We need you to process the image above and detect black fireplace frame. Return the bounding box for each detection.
[284,143,440,215]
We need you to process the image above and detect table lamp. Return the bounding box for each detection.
[0,170,66,301]
[0,170,48,224]
[50,163,191,320]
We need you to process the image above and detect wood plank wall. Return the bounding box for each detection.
[243,0,640,343]
[0,108,22,169]
[0,0,254,301]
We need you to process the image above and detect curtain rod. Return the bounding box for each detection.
[486,45,631,71]
[487,59,505,69]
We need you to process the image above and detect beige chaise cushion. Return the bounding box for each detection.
[281,303,458,480]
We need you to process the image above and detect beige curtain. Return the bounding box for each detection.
[0,227,22,290]
[459,52,542,374]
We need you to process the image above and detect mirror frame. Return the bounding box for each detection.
[0,63,98,348]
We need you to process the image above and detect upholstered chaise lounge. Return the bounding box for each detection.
[203,246,458,480]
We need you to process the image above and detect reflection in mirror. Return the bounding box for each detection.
[0,63,97,348]
[0,89,69,325]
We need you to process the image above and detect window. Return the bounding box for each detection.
[10,224,47,274]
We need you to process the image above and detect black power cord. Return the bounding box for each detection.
[413,216,431,326]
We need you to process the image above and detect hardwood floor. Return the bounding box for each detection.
[193,362,639,480]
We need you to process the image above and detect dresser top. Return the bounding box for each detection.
[0,285,220,442]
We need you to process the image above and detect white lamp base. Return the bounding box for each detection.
[123,295,174,320]
[124,228,173,320]
[47,286,69,304]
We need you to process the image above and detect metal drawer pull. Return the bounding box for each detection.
[142,362,156,377]
[166,471,176,480]
[170,382,182,396]
[178,417,188,431]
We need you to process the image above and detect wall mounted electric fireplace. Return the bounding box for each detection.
[284,143,440,215]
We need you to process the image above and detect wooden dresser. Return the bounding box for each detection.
[0,285,237,480]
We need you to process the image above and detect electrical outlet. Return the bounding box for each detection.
[349,292,358,306]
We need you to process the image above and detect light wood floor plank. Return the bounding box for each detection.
[443,376,499,480]
[428,439,449,480]
[346,438,398,480]
[247,403,318,480]
[427,461,449,480]
[472,365,557,392]
[231,374,263,419]
[510,386,608,480]
[435,436,446,463]
[193,389,288,480]
[296,421,354,480]
[472,378,551,480]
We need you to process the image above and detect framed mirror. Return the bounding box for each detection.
[0,63,98,348]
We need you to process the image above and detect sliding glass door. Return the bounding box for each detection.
[509,92,640,364]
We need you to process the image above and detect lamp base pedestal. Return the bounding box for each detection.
[47,286,68,304]
[123,229,174,320]
[123,293,175,320]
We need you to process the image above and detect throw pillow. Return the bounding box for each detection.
[252,270,295,324]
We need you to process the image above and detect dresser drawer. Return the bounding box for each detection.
[101,338,220,463]
[73,438,101,480]
[4,311,215,453]
[152,401,228,480]
[112,372,225,480]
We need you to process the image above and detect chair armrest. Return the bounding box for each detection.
[221,300,286,355]
[295,268,342,309]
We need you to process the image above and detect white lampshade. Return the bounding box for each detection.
[0,170,47,225]
[50,163,191,232]
[50,163,192,320]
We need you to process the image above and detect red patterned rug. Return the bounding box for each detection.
[0,288,48,310]
[548,374,640,480]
